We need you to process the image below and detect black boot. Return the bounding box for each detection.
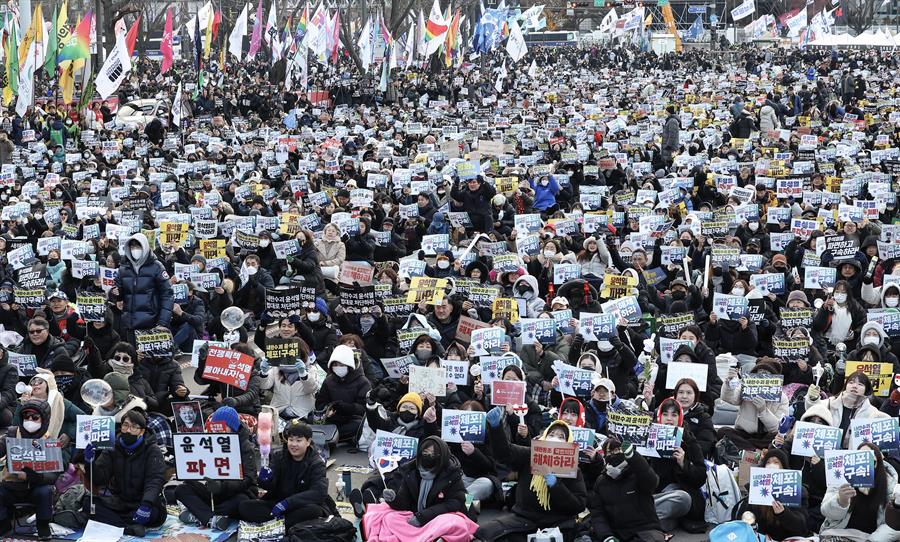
[126,524,146,537]
[36,519,51,540]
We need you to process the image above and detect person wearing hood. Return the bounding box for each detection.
[194,343,262,418]
[297,297,339,366]
[589,436,665,542]
[476,418,587,542]
[315,223,346,283]
[813,279,867,348]
[16,369,84,444]
[77,409,166,537]
[344,217,377,263]
[176,406,259,531]
[846,321,900,374]
[512,274,546,319]
[82,310,122,376]
[0,400,67,539]
[492,194,516,236]
[569,320,639,400]
[719,359,790,450]
[735,448,810,540]
[450,176,496,233]
[427,251,457,279]
[315,344,371,445]
[366,392,433,441]
[650,342,720,415]
[703,284,759,356]
[0,344,17,427]
[577,236,611,278]
[481,364,543,445]
[114,233,174,341]
[648,398,708,534]
[820,442,899,542]
[426,211,450,235]
[233,253,275,317]
[92,372,149,424]
[49,354,90,414]
[363,436,476,542]
[557,397,605,488]
[671,378,716,457]
[806,370,888,441]
[239,420,336,527]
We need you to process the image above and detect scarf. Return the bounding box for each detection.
[417,468,436,513]
[529,474,551,511]
[109,359,134,377]
[827,304,853,345]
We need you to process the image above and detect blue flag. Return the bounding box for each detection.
[685,16,704,41]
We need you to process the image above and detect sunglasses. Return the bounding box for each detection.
[113,354,132,363]
[28,328,47,334]
[23,413,41,422]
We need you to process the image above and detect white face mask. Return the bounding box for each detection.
[333,365,348,378]
[544,436,566,442]
[748,222,759,231]
[308,312,321,322]
[543,250,556,258]
[130,247,144,260]
[732,287,745,297]
[886,297,899,308]
[863,335,880,346]
[597,341,614,352]
[437,260,450,269]
[834,293,848,304]
[23,420,41,433]
[259,240,270,248]
[245,265,258,275]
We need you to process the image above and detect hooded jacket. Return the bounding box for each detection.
[654,344,721,414]
[315,363,371,422]
[590,445,661,540]
[385,436,467,524]
[512,274,547,319]
[2,400,70,487]
[722,364,790,435]
[115,233,174,330]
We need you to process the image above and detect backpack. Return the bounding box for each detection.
[708,520,763,542]
[714,436,743,468]
[703,461,742,525]
[284,515,357,542]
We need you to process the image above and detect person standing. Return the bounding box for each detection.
[114,233,174,341]
[661,105,680,167]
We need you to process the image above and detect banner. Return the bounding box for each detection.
[659,338,694,365]
[791,421,842,457]
[749,468,803,507]
[75,415,115,450]
[825,450,875,488]
[9,353,37,377]
[441,409,486,443]
[600,296,642,324]
[7,438,64,474]
[406,277,448,305]
[174,434,243,480]
[824,235,859,260]
[530,440,579,478]
[741,375,784,402]
[202,346,255,390]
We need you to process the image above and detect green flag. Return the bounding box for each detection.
[7,24,19,95]
[43,5,58,78]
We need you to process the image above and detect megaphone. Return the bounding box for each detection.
[15,382,31,395]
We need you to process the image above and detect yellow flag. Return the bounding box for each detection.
[56,0,69,53]
[59,58,84,104]
[19,4,43,68]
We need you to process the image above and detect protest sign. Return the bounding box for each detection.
[173,401,205,433]
[519,317,557,345]
[656,313,694,338]
[491,297,519,323]
[75,415,116,450]
[202,347,255,390]
[553,361,595,397]
[265,287,307,317]
[408,365,447,397]
[340,285,376,313]
[134,328,174,358]
[238,519,284,542]
[578,312,617,341]
[607,410,652,446]
[456,315,492,344]
[772,340,810,361]
[338,261,375,286]
[174,434,243,480]
[570,427,596,451]
[665,361,708,391]
[14,288,45,309]
[750,273,785,295]
[372,430,418,462]
[846,361,892,397]
[406,277,448,305]
[824,235,859,260]
[16,265,46,289]
[441,410,487,443]
[645,424,683,458]
[530,440,579,478]
[601,274,637,299]
[741,375,784,401]
[471,327,507,356]
[7,438,64,474]
[600,296,642,324]
[868,310,900,337]
[76,295,107,322]
[779,309,813,329]
[442,360,470,386]
[659,338,694,365]
[825,450,875,488]
[491,380,527,406]
[9,353,37,377]
[479,356,521,386]
[749,468,803,507]
[265,338,302,364]
[804,266,837,289]
[712,292,750,320]
[382,354,417,379]
[791,421,842,458]
[849,417,900,452]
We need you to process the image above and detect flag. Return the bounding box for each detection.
[684,16,703,41]
[125,15,140,56]
[15,39,34,116]
[423,0,449,56]
[18,4,42,69]
[248,0,263,58]
[264,1,277,45]
[660,1,681,52]
[505,18,527,63]
[229,4,248,60]
[54,0,69,57]
[598,9,618,34]
[95,33,132,99]
[379,44,390,92]
[59,59,83,104]
[528,58,538,77]
[444,9,460,67]
[43,5,57,77]
[172,81,184,128]
[328,10,340,64]
[297,4,308,41]
[297,43,308,90]
[3,23,19,106]
[786,7,807,37]
[204,8,213,59]
[161,8,174,74]
[495,59,506,92]
[357,17,374,71]
[194,11,202,71]
[212,10,221,40]
[377,455,401,475]
[57,10,91,62]
[415,9,425,57]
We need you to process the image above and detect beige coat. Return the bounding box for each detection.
[721,378,789,434]
[315,238,346,267]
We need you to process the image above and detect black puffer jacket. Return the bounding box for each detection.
[385,436,467,524]
[260,445,336,514]
[17,335,69,370]
[136,357,187,413]
[315,365,371,423]
[590,450,661,541]
[115,233,174,330]
[92,433,166,511]
[488,423,588,527]
[0,352,18,415]
[194,356,262,416]
[344,232,376,263]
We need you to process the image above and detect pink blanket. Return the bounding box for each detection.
[362,502,478,542]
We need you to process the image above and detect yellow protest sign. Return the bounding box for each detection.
[199,239,226,259]
[406,277,449,305]
[846,361,893,397]
[601,274,637,299]
[492,297,519,324]
[159,222,189,247]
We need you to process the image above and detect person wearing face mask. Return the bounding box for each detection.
[16,368,84,444]
[476,417,587,542]
[734,448,810,540]
[171,282,208,354]
[529,174,560,217]
[583,377,622,433]
[43,249,66,287]
[0,344,15,427]
[233,254,276,317]
[512,274,547,319]
[813,280,867,348]
[862,281,900,322]
[820,442,899,542]
[286,230,326,294]
[265,338,321,420]
[649,342,721,420]
[807,370,888,441]
[569,320,639,401]
[114,233,174,342]
[428,251,457,279]
[0,401,67,540]
[297,298,339,367]
[315,223,346,283]
[704,282,759,356]
[75,409,167,537]
[588,437,665,542]
[315,344,371,445]
[557,398,605,488]
[719,359,790,450]
[49,354,90,413]
[481,364,543,444]
[92,372,149,424]
[194,343,262,418]
[843,320,899,376]
[366,392,431,443]
[363,436,475,542]
[647,278,701,314]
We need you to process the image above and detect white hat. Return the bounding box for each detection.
[592,375,616,393]
[329,345,356,368]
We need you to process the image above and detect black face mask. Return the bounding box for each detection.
[672,290,686,300]
[119,433,140,446]
[593,399,608,411]
[55,375,74,393]
[419,452,439,470]
[48,258,59,266]
[398,411,417,424]
[681,239,691,247]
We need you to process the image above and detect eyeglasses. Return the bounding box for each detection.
[113,354,131,363]
[121,421,142,432]
[23,413,41,422]
[28,328,47,335]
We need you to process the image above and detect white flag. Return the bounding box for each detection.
[423,0,449,57]
[730,0,755,22]
[528,59,538,77]
[786,7,807,37]
[172,82,184,127]
[95,34,133,100]
[357,17,374,71]
[599,9,618,34]
[263,2,277,45]
[297,44,308,90]
[505,19,527,63]
[229,4,249,60]
[495,59,507,93]
[16,44,35,117]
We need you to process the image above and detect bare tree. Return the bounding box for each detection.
[843,0,878,34]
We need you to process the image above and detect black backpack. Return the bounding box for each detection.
[284,515,357,542]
